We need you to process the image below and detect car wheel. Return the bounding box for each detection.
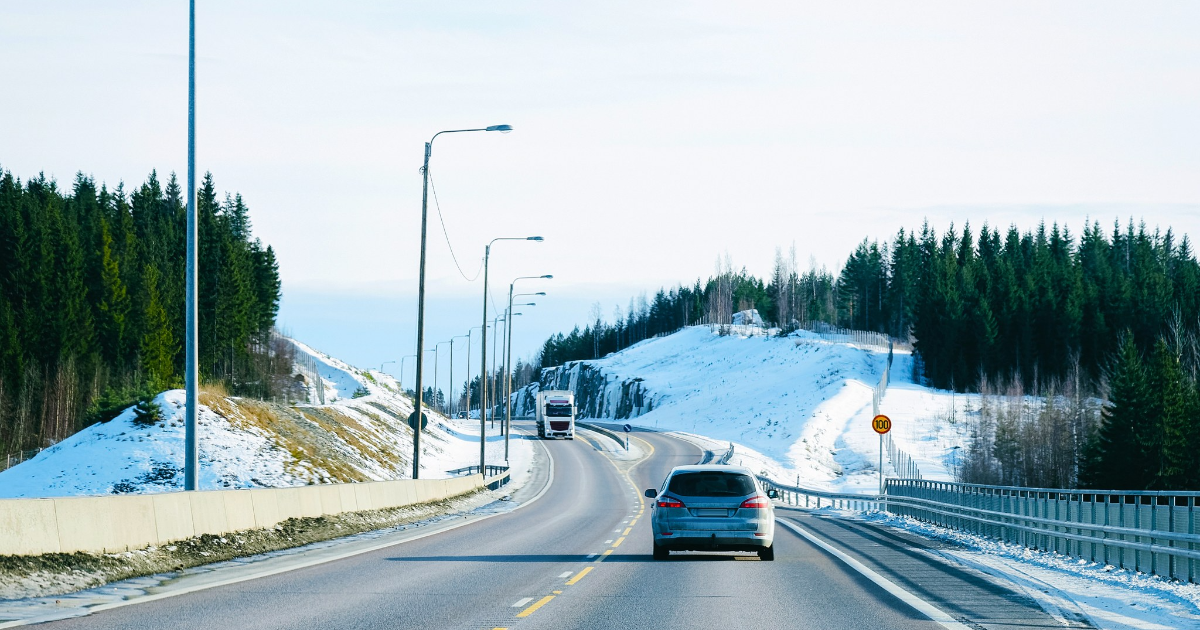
[653,544,669,560]
[757,545,774,561]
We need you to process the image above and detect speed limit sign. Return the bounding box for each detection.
[872,414,892,435]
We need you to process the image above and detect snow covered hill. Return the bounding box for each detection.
[519,326,972,492]
[0,338,522,499]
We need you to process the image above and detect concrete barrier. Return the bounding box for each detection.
[0,470,507,556]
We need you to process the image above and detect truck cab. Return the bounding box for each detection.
[536,390,575,439]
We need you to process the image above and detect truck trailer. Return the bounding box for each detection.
[536,390,576,439]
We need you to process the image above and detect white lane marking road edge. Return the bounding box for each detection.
[0,433,558,629]
[775,519,971,630]
[512,598,533,608]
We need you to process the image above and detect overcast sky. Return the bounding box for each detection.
[3,1,1199,388]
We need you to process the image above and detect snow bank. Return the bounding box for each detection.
[524,326,971,493]
[0,338,532,498]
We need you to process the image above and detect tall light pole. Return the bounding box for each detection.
[434,341,449,415]
[490,313,507,429]
[380,360,396,373]
[465,325,485,417]
[412,124,512,480]
[478,236,542,475]
[399,354,416,394]
[505,278,550,460]
[503,301,538,444]
[498,310,523,433]
[451,334,469,417]
[184,0,199,491]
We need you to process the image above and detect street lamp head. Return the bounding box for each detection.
[486,124,514,133]
[541,274,553,279]
[527,236,544,241]
[533,292,546,296]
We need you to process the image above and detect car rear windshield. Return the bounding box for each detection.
[667,472,756,497]
[544,404,572,417]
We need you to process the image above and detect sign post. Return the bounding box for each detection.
[623,424,632,451]
[872,414,892,496]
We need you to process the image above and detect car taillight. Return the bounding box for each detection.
[657,496,685,508]
[740,495,770,509]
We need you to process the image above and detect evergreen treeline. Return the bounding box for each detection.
[0,167,283,457]
[536,253,839,370]
[537,221,1200,395]
[1081,333,1200,489]
[527,219,1200,490]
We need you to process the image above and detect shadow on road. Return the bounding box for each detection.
[384,552,760,563]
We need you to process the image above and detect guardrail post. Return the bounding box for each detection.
[1190,496,1196,583]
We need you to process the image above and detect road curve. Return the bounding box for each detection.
[36,422,1067,630]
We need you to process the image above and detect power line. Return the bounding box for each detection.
[427,168,484,283]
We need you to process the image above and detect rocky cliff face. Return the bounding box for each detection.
[512,361,656,420]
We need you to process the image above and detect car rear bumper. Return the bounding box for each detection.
[652,530,773,551]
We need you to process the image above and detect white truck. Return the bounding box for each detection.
[536,390,576,439]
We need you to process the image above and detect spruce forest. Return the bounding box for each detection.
[0,168,284,460]
[531,220,1200,490]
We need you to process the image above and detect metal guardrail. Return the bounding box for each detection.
[756,475,885,512]
[576,422,623,446]
[446,465,511,490]
[756,472,1200,584]
[885,479,1200,583]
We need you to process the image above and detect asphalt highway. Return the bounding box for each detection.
[36,422,1073,630]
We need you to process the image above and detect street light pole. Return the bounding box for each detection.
[466,325,484,418]
[184,0,199,491]
[451,334,468,417]
[400,354,416,394]
[504,300,540,460]
[412,124,511,480]
[434,341,449,415]
[478,236,542,475]
[380,360,395,373]
[489,313,506,430]
[505,278,551,460]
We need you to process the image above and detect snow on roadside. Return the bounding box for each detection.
[850,509,1200,630]
[0,337,532,498]
[576,326,1199,628]
[567,326,971,492]
[0,390,298,498]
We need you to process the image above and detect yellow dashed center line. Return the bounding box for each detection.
[516,595,556,618]
[612,536,626,548]
[622,527,632,536]
[566,566,593,585]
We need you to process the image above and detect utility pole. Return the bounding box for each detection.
[184,0,199,491]
[412,124,511,479]
[478,236,540,474]
[451,334,468,417]
[504,280,549,461]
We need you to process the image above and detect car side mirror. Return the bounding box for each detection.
[766,489,779,499]
[644,489,658,498]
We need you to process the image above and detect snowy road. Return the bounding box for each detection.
[30,422,1068,630]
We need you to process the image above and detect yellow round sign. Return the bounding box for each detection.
[872,414,892,435]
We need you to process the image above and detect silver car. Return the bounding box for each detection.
[645,465,777,560]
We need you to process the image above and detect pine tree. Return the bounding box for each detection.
[1083,335,1150,489]
[139,265,176,390]
[1150,339,1190,489]
[95,220,130,366]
